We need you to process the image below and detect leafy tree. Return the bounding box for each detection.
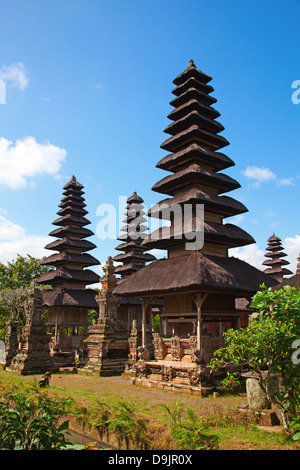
[210,285,300,434]
[0,255,52,340]
[0,254,51,290]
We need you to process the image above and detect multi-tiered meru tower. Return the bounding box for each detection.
[37,175,100,367]
[113,191,156,280]
[262,234,293,282]
[114,61,277,395]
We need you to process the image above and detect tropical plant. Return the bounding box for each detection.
[0,383,72,450]
[210,285,300,434]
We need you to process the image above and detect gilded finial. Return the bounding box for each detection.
[71,175,76,182]
[188,59,196,69]
[297,253,300,275]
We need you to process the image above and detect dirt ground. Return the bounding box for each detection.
[19,371,248,416]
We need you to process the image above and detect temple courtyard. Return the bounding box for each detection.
[1,370,298,450]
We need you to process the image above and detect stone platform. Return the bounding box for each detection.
[130,359,238,397]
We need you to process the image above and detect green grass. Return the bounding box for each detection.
[0,371,298,450]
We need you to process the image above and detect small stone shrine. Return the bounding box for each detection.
[5,283,53,375]
[80,256,129,375]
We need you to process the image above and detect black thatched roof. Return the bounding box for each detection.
[113,252,278,298]
[156,143,234,173]
[42,288,98,308]
[271,274,300,291]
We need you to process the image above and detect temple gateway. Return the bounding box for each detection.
[113,61,278,395]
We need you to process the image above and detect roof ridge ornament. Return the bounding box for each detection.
[188,59,196,69]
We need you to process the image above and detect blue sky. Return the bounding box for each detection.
[0,0,300,281]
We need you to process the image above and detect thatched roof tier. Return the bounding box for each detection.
[168,98,220,123]
[113,251,156,263]
[59,198,87,209]
[40,251,100,267]
[169,87,217,108]
[113,252,277,297]
[160,125,229,152]
[42,288,98,308]
[148,188,248,219]
[156,144,234,173]
[141,220,255,250]
[114,263,141,275]
[264,251,288,258]
[164,110,224,137]
[52,214,92,227]
[271,275,300,291]
[172,60,212,86]
[57,205,88,217]
[172,76,214,97]
[38,267,99,285]
[152,163,240,196]
[44,237,97,252]
[114,241,145,252]
[49,225,94,239]
[262,258,290,267]
[127,193,144,204]
[263,267,293,276]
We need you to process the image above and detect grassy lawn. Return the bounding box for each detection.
[0,370,299,450]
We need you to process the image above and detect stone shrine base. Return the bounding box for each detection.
[127,359,240,397]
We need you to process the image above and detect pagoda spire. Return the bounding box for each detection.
[297,254,300,275]
[37,176,100,295]
[262,233,293,282]
[113,191,156,278]
[143,61,254,257]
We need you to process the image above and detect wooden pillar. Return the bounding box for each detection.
[193,293,209,353]
[141,297,153,348]
[196,294,202,351]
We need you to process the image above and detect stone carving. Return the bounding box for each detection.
[137,346,150,361]
[153,333,164,361]
[189,336,201,364]
[189,367,200,386]
[161,365,175,382]
[170,336,183,361]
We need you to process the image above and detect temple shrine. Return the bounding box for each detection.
[262,233,293,282]
[113,61,278,394]
[36,175,100,368]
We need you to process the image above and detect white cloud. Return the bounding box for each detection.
[242,166,276,187]
[242,165,295,189]
[284,234,300,274]
[0,213,50,264]
[229,243,266,270]
[0,136,67,189]
[230,234,300,275]
[277,177,294,187]
[0,62,30,90]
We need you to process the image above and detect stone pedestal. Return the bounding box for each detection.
[80,291,128,376]
[5,284,53,375]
